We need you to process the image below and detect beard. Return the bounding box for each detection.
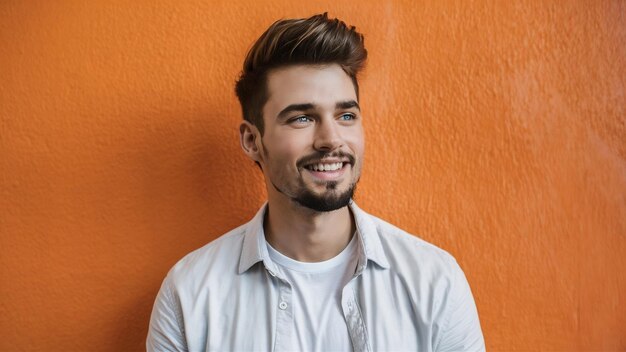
[263,143,360,212]
[293,180,357,212]
[271,177,357,212]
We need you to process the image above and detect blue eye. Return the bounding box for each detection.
[291,116,312,123]
[340,113,355,121]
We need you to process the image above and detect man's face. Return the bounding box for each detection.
[257,64,364,212]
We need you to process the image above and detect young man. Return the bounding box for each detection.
[147,13,484,352]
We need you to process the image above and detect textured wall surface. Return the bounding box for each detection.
[1,1,624,351]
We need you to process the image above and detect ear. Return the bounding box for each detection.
[239,121,263,163]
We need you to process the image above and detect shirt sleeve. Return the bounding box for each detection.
[146,277,188,352]
[434,261,485,352]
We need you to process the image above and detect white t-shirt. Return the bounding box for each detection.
[266,234,358,352]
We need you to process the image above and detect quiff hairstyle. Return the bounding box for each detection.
[235,13,367,135]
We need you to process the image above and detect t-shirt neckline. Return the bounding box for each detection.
[266,232,357,273]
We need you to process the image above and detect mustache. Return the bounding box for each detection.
[297,151,356,168]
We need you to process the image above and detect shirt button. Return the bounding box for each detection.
[279,301,288,310]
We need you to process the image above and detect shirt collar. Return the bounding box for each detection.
[350,201,390,271]
[238,201,390,275]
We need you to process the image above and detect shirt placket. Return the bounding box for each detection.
[341,282,371,352]
[267,268,293,352]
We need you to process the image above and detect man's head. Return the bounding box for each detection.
[235,13,367,135]
[236,13,367,212]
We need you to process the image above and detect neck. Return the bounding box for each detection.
[264,195,355,263]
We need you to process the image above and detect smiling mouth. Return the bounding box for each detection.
[304,162,344,172]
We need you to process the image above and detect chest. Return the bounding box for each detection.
[181,268,436,352]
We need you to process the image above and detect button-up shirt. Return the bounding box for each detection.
[147,202,485,351]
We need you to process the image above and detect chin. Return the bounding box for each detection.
[294,183,356,212]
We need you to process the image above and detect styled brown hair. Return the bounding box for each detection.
[235,13,367,134]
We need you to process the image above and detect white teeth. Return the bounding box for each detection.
[309,162,343,172]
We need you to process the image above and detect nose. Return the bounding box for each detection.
[313,116,343,152]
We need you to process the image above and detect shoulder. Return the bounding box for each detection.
[363,213,485,350]
[164,223,248,291]
[362,211,483,329]
[363,211,463,285]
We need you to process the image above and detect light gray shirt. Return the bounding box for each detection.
[147,202,485,352]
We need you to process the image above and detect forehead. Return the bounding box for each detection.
[263,64,357,115]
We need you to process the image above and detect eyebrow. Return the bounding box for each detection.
[276,100,360,120]
[336,100,360,111]
[277,103,315,120]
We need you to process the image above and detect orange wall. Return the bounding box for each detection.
[1,1,624,351]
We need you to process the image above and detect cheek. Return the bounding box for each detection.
[264,134,309,168]
[345,129,365,155]
[276,132,311,153]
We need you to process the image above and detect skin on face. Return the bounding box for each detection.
[251,64,365,212]
[239,63,364,261]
